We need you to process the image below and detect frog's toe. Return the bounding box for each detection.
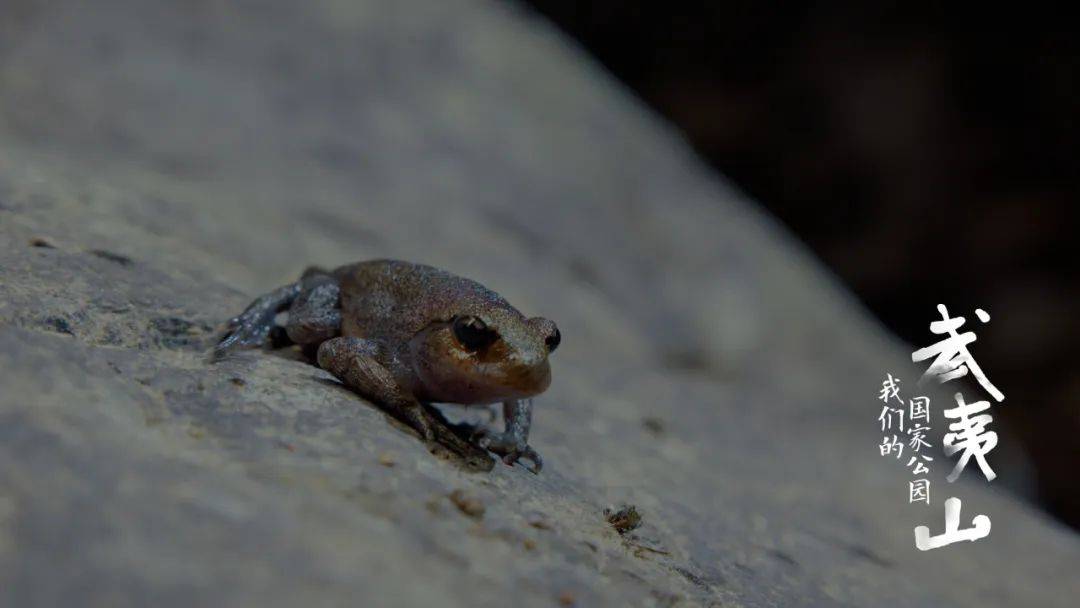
[405,407,437,442]
[212,283,305,360]
[213,315,275,358]
[504,445,543,474]
[475,431,543,474]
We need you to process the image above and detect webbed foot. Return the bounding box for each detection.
[470,399,542,473]
[214,283,302,359]
[474,428,543,473]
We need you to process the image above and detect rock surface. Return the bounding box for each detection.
[1,1,1077,606]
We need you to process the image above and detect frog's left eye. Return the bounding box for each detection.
[452,315,499,351]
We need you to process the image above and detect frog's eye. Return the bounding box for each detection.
[452,315,499,351]
[545,327,561,352]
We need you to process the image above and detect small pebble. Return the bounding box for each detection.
[527,516,552,531]
[424,498,442,515]
[604,504,642,534]
[642,417,665,435]
[448,489,485,519]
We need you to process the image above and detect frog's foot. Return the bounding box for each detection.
[475,398,542,473]
[215,313,273,356]
[214,283,302,359]
[215,272,339,361]
[474,427,543,473]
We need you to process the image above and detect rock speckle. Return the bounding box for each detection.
[449,490,486,520]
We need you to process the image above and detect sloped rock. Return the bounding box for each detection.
[1,1,1077,606]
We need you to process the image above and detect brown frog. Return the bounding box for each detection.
[214,260,560,472]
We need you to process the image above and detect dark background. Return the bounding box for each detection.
[524,2,1079,527]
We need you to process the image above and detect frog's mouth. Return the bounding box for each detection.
[414,354,551,405]
[410,326,551,404]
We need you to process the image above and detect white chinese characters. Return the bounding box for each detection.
[909,304,1003,551]
[875,374,933,501]
[914,497,991,551]
[943,392,998,483]
[911,305,1003,402]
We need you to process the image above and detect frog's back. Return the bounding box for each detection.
[333,259,517,340]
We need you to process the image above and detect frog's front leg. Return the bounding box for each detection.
[317,337,436,440]
[476,399,543,473]
[317,338,494,469]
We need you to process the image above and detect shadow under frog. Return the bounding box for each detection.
[214,259,560,473]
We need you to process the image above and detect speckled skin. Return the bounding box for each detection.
[215,259,559,472]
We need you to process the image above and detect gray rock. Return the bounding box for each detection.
[0,1,1076,606]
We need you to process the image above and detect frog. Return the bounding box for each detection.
[213,259,560,473]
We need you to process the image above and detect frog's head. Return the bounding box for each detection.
[409,310,559,404]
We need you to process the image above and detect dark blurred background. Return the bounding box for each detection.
[524,2,1079,526]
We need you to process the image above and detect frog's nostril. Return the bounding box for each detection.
[514,352,540,368]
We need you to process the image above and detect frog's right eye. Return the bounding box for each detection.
[545,327,561,352]
[452,315,499,351]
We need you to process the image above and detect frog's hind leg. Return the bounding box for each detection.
[213,268,339,359]
[284,273,341,354]
[214,281,303,359]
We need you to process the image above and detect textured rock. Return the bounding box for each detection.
[1,1,1077,606]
